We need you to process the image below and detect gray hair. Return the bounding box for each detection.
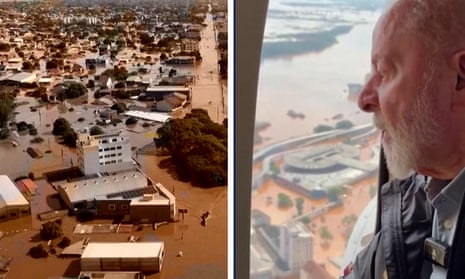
[387,0,465,58]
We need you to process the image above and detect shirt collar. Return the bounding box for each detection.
[427,167,465,210]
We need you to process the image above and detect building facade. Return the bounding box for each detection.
[0,175,30,222]
[279,222,313,272]
[76,131,133,175]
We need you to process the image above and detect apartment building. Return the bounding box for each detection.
[76,130,134,175]
[279,221,313,272]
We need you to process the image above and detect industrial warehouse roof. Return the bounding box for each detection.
[81,242,164,258]
[0,175,29,207]
[57,170,148,204]
[124,110,171,123]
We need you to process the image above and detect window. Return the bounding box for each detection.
[121,204,128,210]
[249,1,385,278]
[117,146,122,150]
[108,204,116,211]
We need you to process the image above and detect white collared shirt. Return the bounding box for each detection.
[426,168,465,279]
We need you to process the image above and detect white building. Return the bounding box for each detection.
[81,242,164,273]
[76,131,133,175]
[181,39,199,52]
[0,175,30,221]
[250,229,274,279]
[5,58,23,71]
[279,222,313,272]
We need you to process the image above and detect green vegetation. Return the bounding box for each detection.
[52,118,71,136]
[155,109,227,187]
[319,226,333,240]
[313,124,334,133]
[0,95,15,128]
[28,244,48,258]
[327,185,345,202]
[125,117,138,125]
[52,118,77,148]
[269,161,280,175]
[335,120,354,129]
[56,82,87,101]
[342,214,358,227]
[102,66,129,81]
[111,102,127,114]
[89,126,104,136]
[277,193,293,208]
[40,220,63,240]
[295,197,305,215]
[300,216,311,225]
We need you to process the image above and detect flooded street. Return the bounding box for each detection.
[0,95,157,179]
[191,7,227,124]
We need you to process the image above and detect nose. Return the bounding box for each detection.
[357,77,379,112]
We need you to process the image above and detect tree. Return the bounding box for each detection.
[40,220,63,240]
[87,79,95,88]
[0,42,10,52]
[46,59,58,70]
[22,61,34,72]
[269,161,280,175]
[125,117,138,125]
[300,216,311,225]
[0,95,14,128]
[160,53,168,61]
[313,124,334,133]
[319,226,333,241]
[327,186,344,202]
[140,32,154,45]
[111,102,127,114]
[295,197,305,215]
[29,244,48,258]
[63,82,87,99]
[154,109,228,187]
[52,118,71,136]
[89,125,104,136]
[336,120,354,129]
[62,129,77,148]
[277,193,293,208]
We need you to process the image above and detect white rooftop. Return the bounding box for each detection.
[58,170,147,204]
[146,86,190,92]
[124,110,171,123]
[0,175,29,207]
[81,242,164,258]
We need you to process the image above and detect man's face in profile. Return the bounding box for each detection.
[357,4,446,179]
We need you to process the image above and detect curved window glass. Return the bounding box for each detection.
[250,1,388,278]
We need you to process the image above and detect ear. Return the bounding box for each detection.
[452,50,465,92]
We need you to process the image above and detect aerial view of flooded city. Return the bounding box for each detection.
[251,0,386,278]
[0,0,228,278]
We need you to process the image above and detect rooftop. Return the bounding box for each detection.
[81,242,164,258]
[57,170,148,204]
[0,175,29,207]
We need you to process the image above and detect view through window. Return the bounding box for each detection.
[0,0,228,278]
[250,0,389,278]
